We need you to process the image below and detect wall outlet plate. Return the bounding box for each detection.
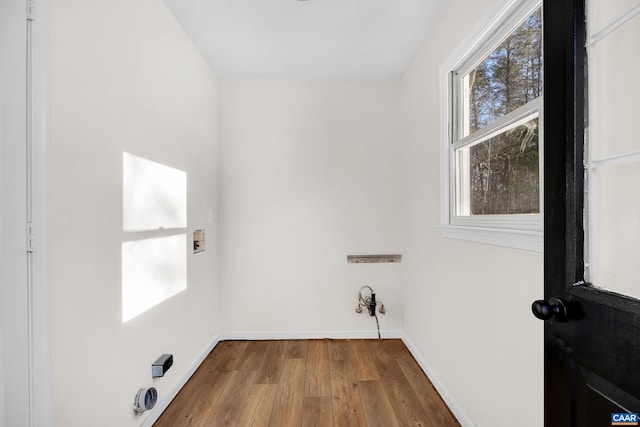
[193,229,205,253]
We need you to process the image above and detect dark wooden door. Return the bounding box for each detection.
[540,0,640,425]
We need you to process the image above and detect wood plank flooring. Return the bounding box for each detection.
[153,339,460,427]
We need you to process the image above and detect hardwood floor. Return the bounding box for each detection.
[153,339,460,427]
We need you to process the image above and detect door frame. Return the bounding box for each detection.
[0,0,50,424]
[28,0,53,425]
[543,0,586,423]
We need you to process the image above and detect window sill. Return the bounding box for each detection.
[439,224,543,252]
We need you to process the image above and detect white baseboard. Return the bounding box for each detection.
[401,333,475,427]
[139,334,222,427]
[219,330,403,341]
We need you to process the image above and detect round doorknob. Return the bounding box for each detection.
[532,296,569,322]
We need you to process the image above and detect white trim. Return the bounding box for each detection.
[401,333,475,427]
[31,0,52,425]
[585,0,597,284]
[451,213,541,230]
[440,224,543,252]
[453,101,540,151]
[439,0,543,251]
[139,334,222,427]
[453,0,543,81]
[439,0,539,78]
[219,330,404,341]
[590,1,640,45]
[590,149,640,168]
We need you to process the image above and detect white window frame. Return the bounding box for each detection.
[439,0,543,252]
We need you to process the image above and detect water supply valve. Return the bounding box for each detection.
[355,285,385,316]
[355,285,385,338]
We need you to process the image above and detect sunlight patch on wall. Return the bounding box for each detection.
[122,235,187,322]
[123,152,186,231]
[122,152,187,322]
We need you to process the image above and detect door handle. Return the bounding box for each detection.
[532,296,569,322]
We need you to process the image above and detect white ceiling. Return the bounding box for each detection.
[162,0,446,79]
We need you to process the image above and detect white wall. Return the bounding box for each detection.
[50,0,220,426]
[219,80,403,336]
[399,0,544,426]
[47,0,545,424]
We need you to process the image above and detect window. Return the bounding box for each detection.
[585,1,640,298]
[440,0,543,251]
